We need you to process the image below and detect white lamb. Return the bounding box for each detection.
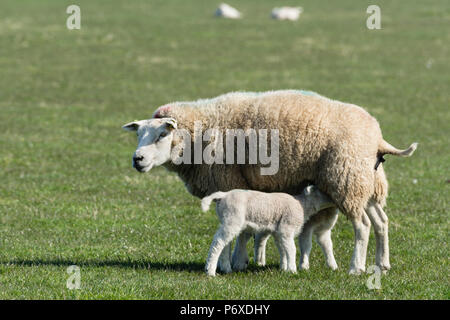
[201,186,334,276]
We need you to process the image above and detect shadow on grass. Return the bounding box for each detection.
[0,258,281,273]
[0,258,205,272]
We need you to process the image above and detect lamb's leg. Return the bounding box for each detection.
[280,234,297,273]
[273,236,287,271]
[349,212,371,275]
[300,208,338,270]
[254,232,271,266]
[218,243,232,273]
[314,208,339,270]
[366,203,390,272]
[231,231,251,271]
[298,222,314,270]
[205,226,237,276]
[316,229,338,270]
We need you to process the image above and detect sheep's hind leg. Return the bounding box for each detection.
[231,231,251,271]
[254,231,271,266]
[375,203,390,271]
[349,212,371,275]
[366,202,390,273]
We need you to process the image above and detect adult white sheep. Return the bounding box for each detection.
[122,90,417,274]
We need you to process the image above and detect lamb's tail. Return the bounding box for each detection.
[201,191,228,212]
[378,140,418,157]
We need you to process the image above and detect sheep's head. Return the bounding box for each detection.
[122,118,177,173]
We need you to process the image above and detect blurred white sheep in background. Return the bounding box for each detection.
[215,3,242,19]
[271,7,303,21]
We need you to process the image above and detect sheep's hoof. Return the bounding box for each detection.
[379,264,390,275]
[380,263,391,270]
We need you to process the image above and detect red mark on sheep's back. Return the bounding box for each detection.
[153,105,172,118]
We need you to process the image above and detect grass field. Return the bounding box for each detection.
[0,0,448,299]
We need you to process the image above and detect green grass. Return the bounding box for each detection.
[0,0,449,299]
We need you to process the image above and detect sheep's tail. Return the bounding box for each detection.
[378,140,418,157]
[201,191,228,212]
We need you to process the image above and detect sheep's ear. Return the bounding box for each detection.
[122,120,142,132]
[164,117,177,131]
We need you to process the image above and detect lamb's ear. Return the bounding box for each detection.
[304,185,315,195]
[164,117,177,131]
[122,120,143,132]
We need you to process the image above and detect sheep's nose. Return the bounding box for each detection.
[132,155,144,169]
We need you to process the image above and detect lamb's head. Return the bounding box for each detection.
[122,118,177,173]
[303,185,335,212]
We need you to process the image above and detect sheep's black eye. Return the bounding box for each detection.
[156,131,168,142]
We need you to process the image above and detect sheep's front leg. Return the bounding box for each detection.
[366,203,390,272]
[349,212,371,275]
[231,232,252,271]
[254,232,271,266]
[205,226,236,276]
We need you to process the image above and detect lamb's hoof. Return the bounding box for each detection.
[218,261,232,274]
[328,262,338,271]
[205,271,216,277]
[205,266,217,277]
[255,255,266,266]
[220,265,232,274]
[348,268,365,275]
[287,269,297,274]
[299,263,309,271]
[231,259,249,271]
